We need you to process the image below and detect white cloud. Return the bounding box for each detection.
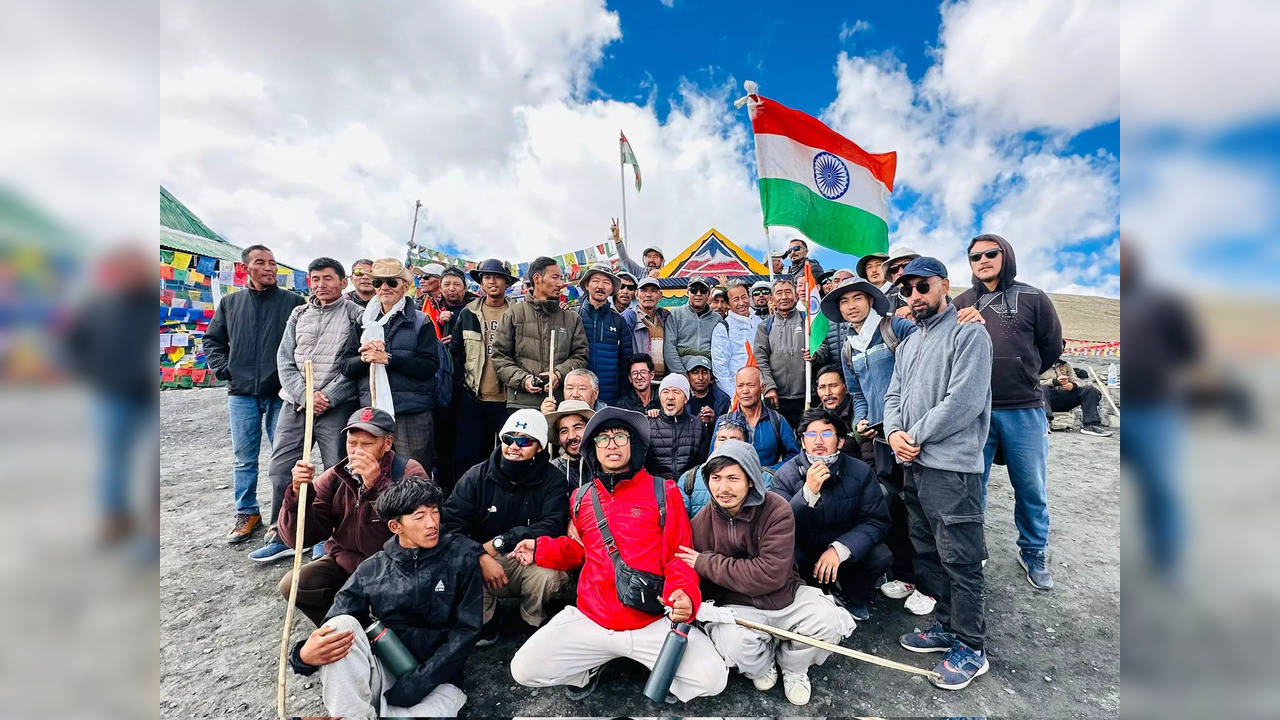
[839,20,871,43]
[928,0,1118,134]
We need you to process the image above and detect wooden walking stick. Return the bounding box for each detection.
[547,329,556,400]
[1085,364,1121,420]
[277,360,315,720]
[734,617,943,681]
[369,362,377,408]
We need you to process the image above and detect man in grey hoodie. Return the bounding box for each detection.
[882,257,993,692]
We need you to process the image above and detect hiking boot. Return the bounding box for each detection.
[930,641,989,690]
[782,670,811,705]
[564,664,604,700]
[249,529,294,563]
[1018,549,1054,590]
[475,618,501,647]
[844,601,871,621]
[899,622,955,653]
[751,665,778,691]
[1081,424,1113,437]
[879,579,914,600]
[903,588,937,616]
[226,513,261,544]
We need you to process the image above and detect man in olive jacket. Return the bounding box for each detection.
[681,439,854,706]
[491,257,588,411]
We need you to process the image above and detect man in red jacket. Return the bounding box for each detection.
[508,408,728,703]
[277,406,424,625]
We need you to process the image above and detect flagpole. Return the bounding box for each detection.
[619,134,629,244]
[804,275,812,410]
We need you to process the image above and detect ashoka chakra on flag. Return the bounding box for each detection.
[749,95,896,257]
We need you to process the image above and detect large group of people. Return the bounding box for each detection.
[203,227,1114,717]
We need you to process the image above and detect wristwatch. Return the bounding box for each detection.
[492,535,506,551]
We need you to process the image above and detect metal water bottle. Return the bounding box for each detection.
[643,621,691,702]
[365,619,417,679]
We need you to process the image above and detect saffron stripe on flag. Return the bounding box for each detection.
[750,97,896,191]
[755,132,891,221]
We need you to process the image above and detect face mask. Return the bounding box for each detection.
[805,451,840,467]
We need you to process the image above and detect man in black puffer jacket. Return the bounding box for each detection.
[443,409,569,644]
[770,408,891,620]
[289,476,481,718]
[204,244,305,543]
[644,374,710,481]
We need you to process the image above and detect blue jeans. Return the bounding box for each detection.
[229,394,282,515]
[981,407,1050,552]
[1121,405,1182,574]
[96,393,156,516]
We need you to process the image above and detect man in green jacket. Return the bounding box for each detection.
[491,257,588,411]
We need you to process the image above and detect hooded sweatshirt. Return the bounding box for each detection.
[442,446,569,551]
[690,440,803,611]
[533,408,702,630]
[953,234,1064,410]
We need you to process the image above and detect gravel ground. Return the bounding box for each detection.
[160,360,1120,718]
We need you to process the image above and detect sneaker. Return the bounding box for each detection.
[781,670,811,705]
[475,619,501,647]
[899,622,955,653]
[226,513,261,544]
[903,588,937,616]
[880,579,914,600]
[751,665,778,691]
[844,602,870,621]
[564,664,604,700]
[1081,424,1113,437]
[249,530,294,563]
[1018,550,1054,590]
[311,542,327,560]
[930,642,990,690]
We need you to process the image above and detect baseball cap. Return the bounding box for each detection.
[750,280,771,293]
[636,276,660,290]
[342,407,396,436]
[687,277,711,291]
[421,263,445,277]
[897,256,949,280]
[685,356,712,372]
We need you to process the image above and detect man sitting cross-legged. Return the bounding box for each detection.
[507,407,728,703]
[443,409,569,647]
[288,476,482,719]
[677,439,855,706]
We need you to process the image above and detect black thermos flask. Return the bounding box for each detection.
[643,621,691,702]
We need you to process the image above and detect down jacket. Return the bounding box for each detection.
[338,301,440,415]
[442,447,569,550]
[578,301,632,405]
[491,298,588,410]
[290,533,483,709]
[276,296,363,407]
[204,283,305,396]
[770,452,890,564]
[644,409,711,481]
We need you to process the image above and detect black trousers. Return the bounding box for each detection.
[453,393,508,488]
[1045,384,1104,426]
[903,464,987,650]
[874,441,916,584]
[776,397,806,431]
[797,542,892,606]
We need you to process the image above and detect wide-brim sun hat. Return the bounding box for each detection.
[577,264,620,292]
[468,258,518,285]
[820,277,889,322]
[856,252,890,280]
[369,258,414,284]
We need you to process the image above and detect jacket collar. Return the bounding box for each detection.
[382,532,452,567]
[918,302,957,332]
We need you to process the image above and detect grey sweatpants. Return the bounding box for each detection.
[318,614,467,719]
[267,400,355,526]
[706,585,855,678]
[510,605,728,702]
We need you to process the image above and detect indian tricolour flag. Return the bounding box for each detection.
[749,95,896,257]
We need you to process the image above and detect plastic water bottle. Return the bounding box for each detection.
[1106,363,1119,387]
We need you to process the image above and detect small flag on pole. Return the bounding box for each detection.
[804,262,828,354]
[620,131,642,192]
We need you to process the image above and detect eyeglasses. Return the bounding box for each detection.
[802,430,837,440]
[620,284,637,291]
[968,248,1001,263]
[592,431,631,447]
[371,278,400,289]
[751,289,770,296]
[897,279,933,297]
[629,369,652,378]
[500,433,538,448]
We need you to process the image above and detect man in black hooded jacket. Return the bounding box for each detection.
[443,409,569,644]
[954,234,1063,591]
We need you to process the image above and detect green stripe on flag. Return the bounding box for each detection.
[758,177,889,256]
[808,311,829,356]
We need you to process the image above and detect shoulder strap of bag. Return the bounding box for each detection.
[588,486,629,574]
[390,453,410,482]
[879,315,901,353]
[653,473,666,527]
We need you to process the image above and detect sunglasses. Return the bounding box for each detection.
[968,248,1001,263]
[500,433,539,448]
[688,286,709,294]
[802,430,837,440]
[789,245,804,253]
[897,279,934,297]
[371,278,401,288]
[751,289,771,296]
[888,262,911,275]
[352,268,368,277]
[620,284,637,291]
[592,431,631,447]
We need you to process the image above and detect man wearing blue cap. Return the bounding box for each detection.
[882,257,994,691]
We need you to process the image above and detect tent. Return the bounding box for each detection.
[654,228,770,305]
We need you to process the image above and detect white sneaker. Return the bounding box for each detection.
[880,579,914,599]
[751,665,778,691]
[904,588,937,616]
[782,670,811,705]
